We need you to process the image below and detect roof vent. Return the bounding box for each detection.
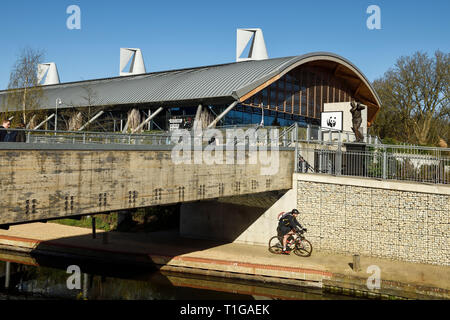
[236,28,268,62]
[120,48,146,76]
[37,62,60,85]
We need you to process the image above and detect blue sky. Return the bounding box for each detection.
[0,0,448,90]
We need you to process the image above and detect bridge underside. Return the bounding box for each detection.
[0,144,294,226]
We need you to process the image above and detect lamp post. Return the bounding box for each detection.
[55,98,62,134]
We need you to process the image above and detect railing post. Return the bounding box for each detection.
[318,150,323,173]
[382,147,387,180]
[336,141,342,176]
[306,124,311,142]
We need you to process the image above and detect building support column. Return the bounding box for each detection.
[207,101,238,129]
[91,216,96,239]
[33,113,55,130]
[131,107,164,133]
[78,111,105,131]
[193,104,203,130]
[4,261,10,289]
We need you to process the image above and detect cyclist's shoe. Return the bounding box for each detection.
[281,249,290,255]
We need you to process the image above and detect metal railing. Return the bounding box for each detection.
[0,127,292,148]
[4,127,447,184]
[302,124,381,144]
[0,128,174,146]
[296,141,450,185]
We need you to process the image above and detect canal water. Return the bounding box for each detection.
[0,250,359,300]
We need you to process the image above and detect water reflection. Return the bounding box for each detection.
[0,250,355,300]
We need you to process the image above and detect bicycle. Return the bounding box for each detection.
[268,228,313,257]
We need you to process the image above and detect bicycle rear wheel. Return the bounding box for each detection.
[268,236,283,254]
[294,238,312,257]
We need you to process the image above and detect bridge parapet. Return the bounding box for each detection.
[0,143,294,226]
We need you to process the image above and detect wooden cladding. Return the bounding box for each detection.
[244,67,354,119]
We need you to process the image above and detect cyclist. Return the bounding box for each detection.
[277,208,307,255]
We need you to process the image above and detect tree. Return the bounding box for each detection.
[371,51,449,146]
[4,47,46,125]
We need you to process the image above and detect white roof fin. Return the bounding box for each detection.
[120,48,146,76]
[236,28,268,62]
[37,62,60,85]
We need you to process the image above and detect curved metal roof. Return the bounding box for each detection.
[0,52,381,122]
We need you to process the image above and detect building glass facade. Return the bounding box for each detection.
[223,105,307,127]
[242,66,354,121]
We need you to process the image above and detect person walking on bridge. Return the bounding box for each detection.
[0,119,11,142]
[14,122,26,142]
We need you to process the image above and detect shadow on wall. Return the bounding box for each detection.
[180,190,292,245]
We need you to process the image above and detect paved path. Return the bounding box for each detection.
[0,223,448,299]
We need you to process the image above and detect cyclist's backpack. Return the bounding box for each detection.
[278,212,291,227]
[277,212,286,220]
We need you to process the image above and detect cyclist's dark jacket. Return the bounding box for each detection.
[277,212,303,236]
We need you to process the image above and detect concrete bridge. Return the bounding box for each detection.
[1,134,448,268]
[0,142,294,227]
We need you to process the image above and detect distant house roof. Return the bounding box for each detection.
[0,52,381,123]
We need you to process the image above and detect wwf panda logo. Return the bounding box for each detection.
[327,116,337,128]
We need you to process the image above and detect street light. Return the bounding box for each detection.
[55,98,62,134]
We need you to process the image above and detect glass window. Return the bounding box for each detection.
[315,77,322,118]
[285,74,293,83]
[329,85,334,103]
[301,73,307,116]
[277,91,284,111]
[262,88,268,107]
[269,86,277,110]
[285,81,293,114]
[322,82,328,106]
[253,93,261,106]
[293,91,300,115]
[224,111,234,125]
[292,82,299,114]
[334,82,339,102]
[243,111,251,124]
[286,81,292,92]
[308,88,314,118]
[285,92,293,113]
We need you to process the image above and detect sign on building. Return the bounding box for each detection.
[321,111,343,131]
[169,118,183,131]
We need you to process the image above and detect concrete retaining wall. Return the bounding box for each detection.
[296,174,449,266]
[180,173,449,267]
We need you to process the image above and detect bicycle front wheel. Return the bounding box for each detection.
[294,238,313,257]
[268,236,283,254]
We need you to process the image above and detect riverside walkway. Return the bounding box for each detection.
[0,222,448,299]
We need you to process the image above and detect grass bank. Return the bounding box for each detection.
[50,205,180,232]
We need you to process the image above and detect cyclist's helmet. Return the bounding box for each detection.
[291,208,299,215]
